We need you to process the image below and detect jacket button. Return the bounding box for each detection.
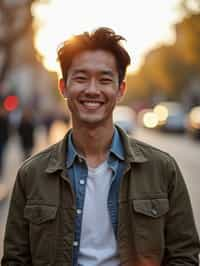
[151,209,157,216]
[77,209,82,214]
[80,179,85,185]
[73,241,78,246]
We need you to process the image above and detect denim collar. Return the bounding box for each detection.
[66,127,125,168]
[45,125,148,175]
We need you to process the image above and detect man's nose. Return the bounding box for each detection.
[85,80,100,95]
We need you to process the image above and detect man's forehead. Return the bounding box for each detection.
[70,68,115,76]
[70,50,117,69]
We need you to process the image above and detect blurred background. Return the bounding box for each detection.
[0,0,200,259]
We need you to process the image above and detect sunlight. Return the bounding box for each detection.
[32,0,180,74]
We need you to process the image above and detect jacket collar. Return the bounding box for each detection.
[115,125,148,163]
[45,125,148,174]
[45,132,69,174]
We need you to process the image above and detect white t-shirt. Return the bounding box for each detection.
[78,160,120,266]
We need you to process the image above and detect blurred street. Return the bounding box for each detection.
[0,0,200,263]
[0,126,200,259]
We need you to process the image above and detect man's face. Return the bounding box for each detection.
[60,50,126,127]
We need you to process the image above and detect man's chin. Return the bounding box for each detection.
[79,116,106,127]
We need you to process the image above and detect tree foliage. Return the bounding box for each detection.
[0,0,48,83]
[125,11,200,104]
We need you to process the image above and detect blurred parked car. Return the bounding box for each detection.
[113,105,136,134]
[187,106,200,139]
[153,101,186,133]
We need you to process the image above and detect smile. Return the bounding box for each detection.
[80,100,104,109]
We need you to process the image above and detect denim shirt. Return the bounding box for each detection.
[66,128,126,266]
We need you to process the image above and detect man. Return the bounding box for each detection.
[2,27,200,266]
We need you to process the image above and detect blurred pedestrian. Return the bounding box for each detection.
[17,107,35,159]
[42,110,56,136]
[2,27,200,266]
[0,104,10,201]
[0,105,10,179]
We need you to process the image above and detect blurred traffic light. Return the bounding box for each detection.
[3,95,19,112]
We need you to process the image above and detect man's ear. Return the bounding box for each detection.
[59,78,67,98]
[117,81,126,102]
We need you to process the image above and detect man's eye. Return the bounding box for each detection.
[100,78,112,84]
[74,76,87,82]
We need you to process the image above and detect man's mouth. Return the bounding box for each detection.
[79,100,104,109]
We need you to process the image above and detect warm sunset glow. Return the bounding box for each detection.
[32,0,180,74]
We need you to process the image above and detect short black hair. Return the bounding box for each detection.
[57,27,131,84]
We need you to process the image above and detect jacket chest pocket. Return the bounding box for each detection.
[132,198,169,254]
[24,204,57,264]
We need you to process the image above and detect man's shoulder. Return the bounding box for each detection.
[116,126,174,164]
[19,142,59,173]
[128,135,175,164]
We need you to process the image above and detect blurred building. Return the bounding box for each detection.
[175,14,200,110]
[0,0,57,113]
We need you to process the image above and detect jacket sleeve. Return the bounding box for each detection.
[164,156,200,265]
[1,168,32,266]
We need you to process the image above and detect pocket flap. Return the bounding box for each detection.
[133,198,169,218]
[24,205,57,224]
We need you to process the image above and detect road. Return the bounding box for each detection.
[0,126,200,259]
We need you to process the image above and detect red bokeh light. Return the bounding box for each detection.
[3,95,19,112]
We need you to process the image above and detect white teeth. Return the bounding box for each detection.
[83,102,101,107]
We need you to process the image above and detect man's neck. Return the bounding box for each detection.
[71,124,115,168]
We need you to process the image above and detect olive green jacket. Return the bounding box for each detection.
[2,127,200,265]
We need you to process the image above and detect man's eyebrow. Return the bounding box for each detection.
[71,69,87,75]
[100,70,114,77]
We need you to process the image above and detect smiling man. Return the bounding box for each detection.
[59,49,125,130]
[2,27,200,266]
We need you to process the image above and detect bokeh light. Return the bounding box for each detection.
[143,111,159,128]
[154,105,169,123]
[3,96,19,112]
